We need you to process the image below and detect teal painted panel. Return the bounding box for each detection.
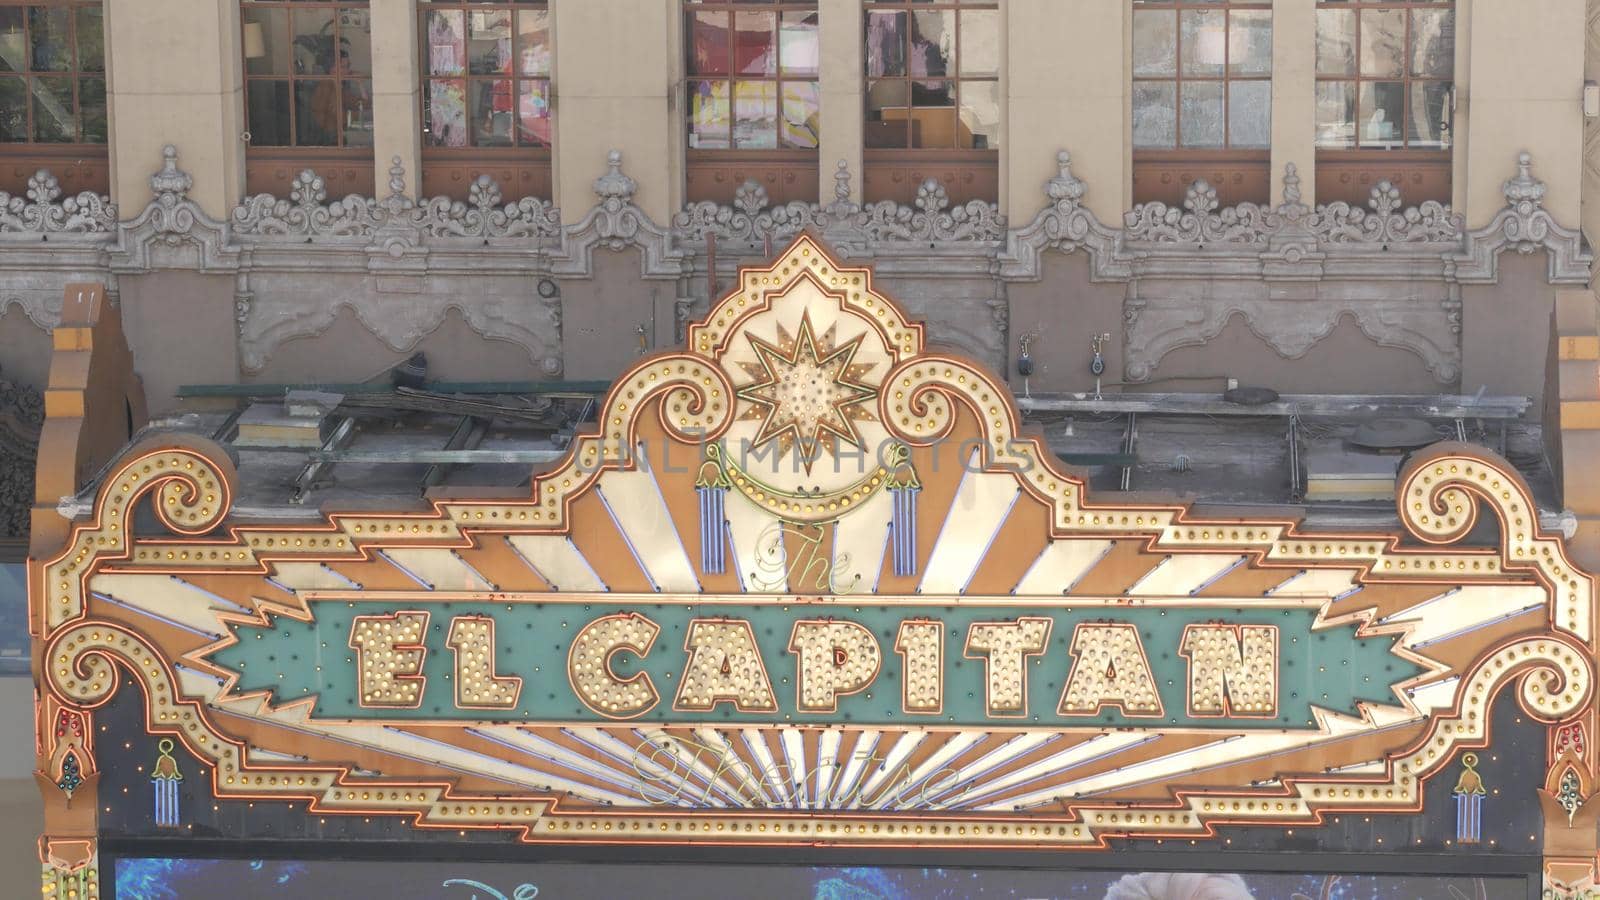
[210,600,1421,730]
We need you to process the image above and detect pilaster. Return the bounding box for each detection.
[1270,0,1314,205]
[817,0,863,204]
[105,0,244,218]
[370,0,421,198]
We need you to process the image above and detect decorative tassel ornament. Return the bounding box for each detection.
[887,447,921,578]
[151,739,183,828]
[696,446,732,575]
[1453,751,1485,843]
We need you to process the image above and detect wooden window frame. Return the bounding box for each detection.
[684,0,820,205]
[1131,0,1271,206]
[861,0,997,206]
[240,0,373,152]
[0,0,106,147]
[417,0,552,201]
[1313,0,1453,205]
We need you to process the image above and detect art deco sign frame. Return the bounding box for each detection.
[30,237,1599,882]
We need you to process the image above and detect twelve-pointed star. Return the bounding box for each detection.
[735,315,877,469]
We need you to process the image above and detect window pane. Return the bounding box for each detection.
[959,9,999,78]
[343,79,372,146]
[959,79,1000,150]
[425,10,466,77]
[911,77,951,108]
[29,7,71,72]
[518,79,551,145]
[780,80,819,149]
[733,10,775,77]
[0,77,25,141]
[1315,8,1355,76]
[517,10,551,76]
[244,8,290,77]
[76,6,104,73]
[1410,8,1453,77]
[246,79,291,146]
[296,79,338,145]
[1358,80,1403,147]
[865,78,909,147]
[1229,9,1271,77]
[1407,80,1451,148]
[0,9,21,74]
[424,79,467,147]
[779,11,818,77]
[1132,9,1176,78]
[79,75,105,143]
[1228,79,1269,148]
[688,79,730,149]
[865,11,905,77]
[31,76,72,142]
[468,10,512,76]
[1315,80,1355,148]
[909,10,953,79]
[340,9,371,75]
[689,11,730,76]
[1358,8,1405,78]
[471,78,514,146]
[732,79,776,149]
[1179,80,1224,148]
[292,8,337,76]
[1132,81,1176,149]
[1180,9,1226,78]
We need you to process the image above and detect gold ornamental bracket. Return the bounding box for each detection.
[25,237,1600,862]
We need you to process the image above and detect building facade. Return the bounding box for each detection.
[8,0,1600,897]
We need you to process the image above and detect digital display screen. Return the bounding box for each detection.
[114,858,1527,900]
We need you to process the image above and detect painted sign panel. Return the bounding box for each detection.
[30,238,1599,888]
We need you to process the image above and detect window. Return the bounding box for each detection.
[684,1,819,205]
[1314,0,1453,204]
[862,0,998,205]
[0,1,107,195]
[241,0,372,150]
[420,1,550,152]
[417,0,550,201]
[1131,0,1271,205]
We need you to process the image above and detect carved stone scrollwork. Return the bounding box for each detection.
[1453,151,1594,283]
[109,145,237,273]
[1123,171,1459,245]
[998,151,1130,280]
[0,169,115,234]
[671,161,1007,250]
[552,150,683,277]
[231,163,559,242]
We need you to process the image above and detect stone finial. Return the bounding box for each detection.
[1183,179,1218,216]
[1281,162,1302,207]
[26,169,61,205]
[1503,150,1546,209]
[468,173,503,209]
[386,156,407,198]
[833,159,852,204]
[150,144,192,198]
[1046,150,1086,204]
[289,170,327,207]
[914,178,949,214]
[594,149,636,207]
[733,179,769,217]
[1368,181,1402,216]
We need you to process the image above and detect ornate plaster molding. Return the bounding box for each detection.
[998,151,1131,280]
[0,170,115,235]
[671,159,1008,249]
[550,150,682,278]
[1452,152,1594,284]
[232,163,559,242]
[236,278,561,374]
[1122,167,1460,246]
[1123,292,1461,385]
[108,145,238,274]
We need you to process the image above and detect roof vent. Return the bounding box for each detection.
[1348,417,1438,452]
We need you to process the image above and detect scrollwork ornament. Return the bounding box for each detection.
[0,169,116,234]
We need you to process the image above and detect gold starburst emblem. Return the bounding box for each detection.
[735,315,878,470]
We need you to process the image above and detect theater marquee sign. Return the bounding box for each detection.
[30,237,1600,881]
